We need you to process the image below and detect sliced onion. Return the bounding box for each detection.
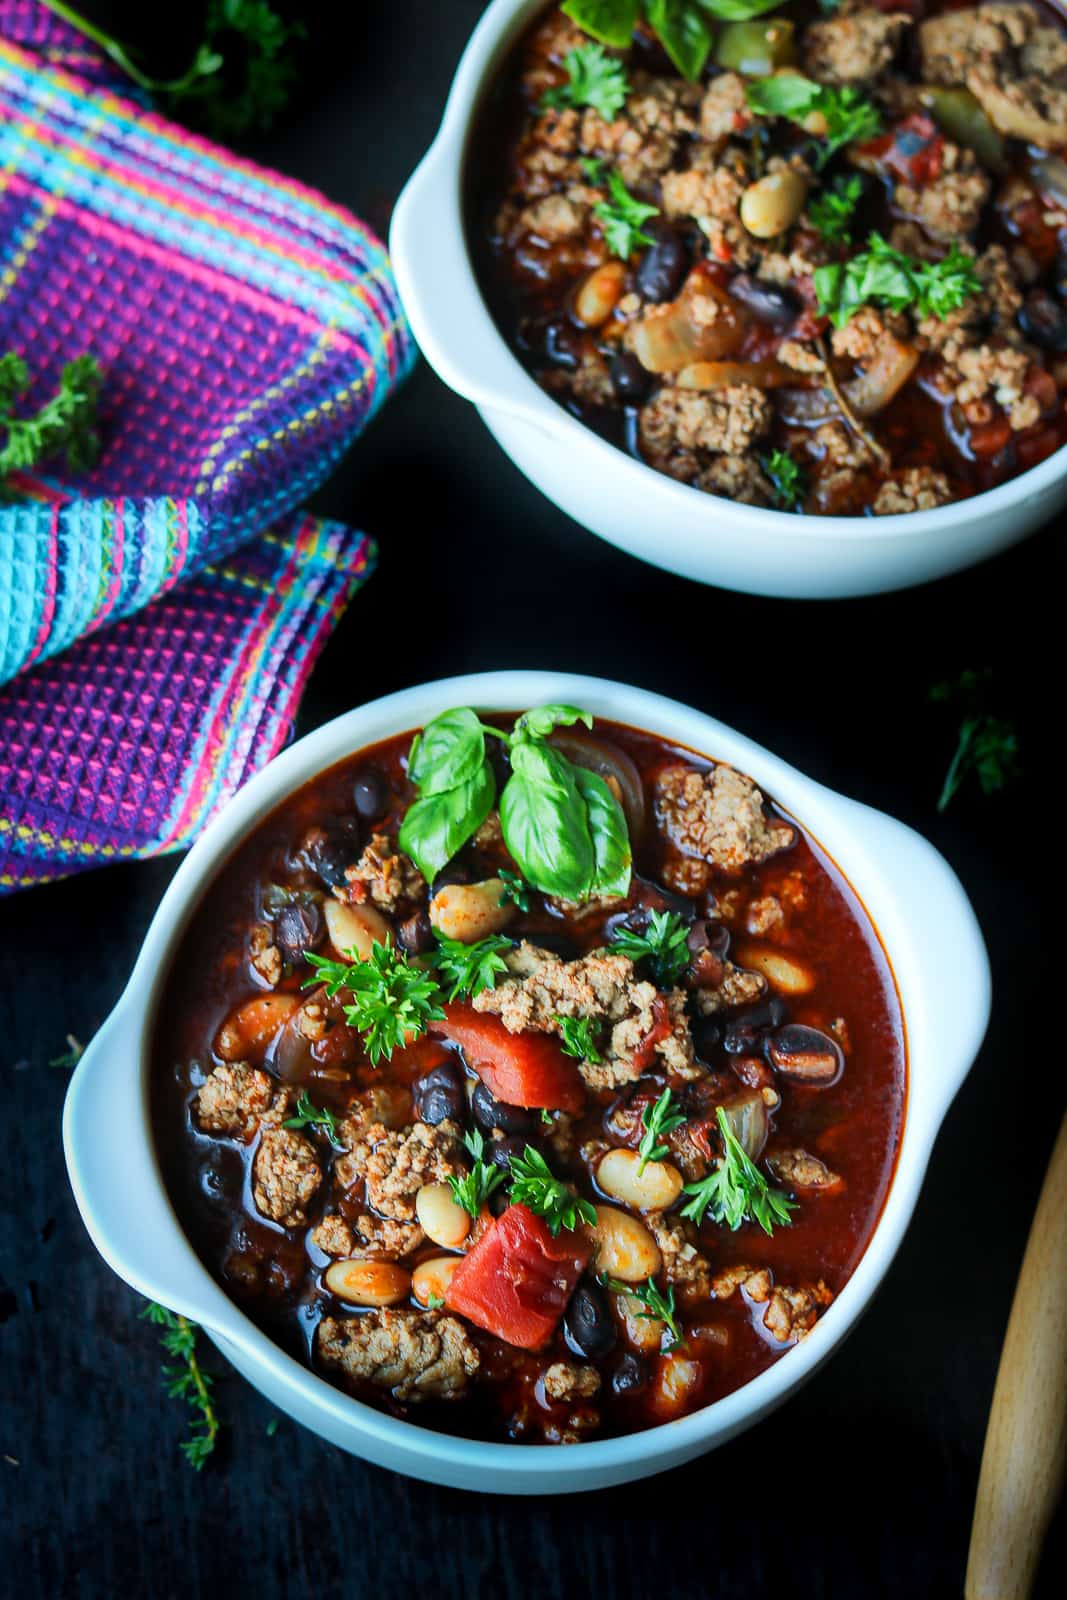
[549,731,647,845]
[270,990,323,1082]
[844,335,919,418]
[718,1090,769,1162]
[677,358,798,391]
[631,271,750,375]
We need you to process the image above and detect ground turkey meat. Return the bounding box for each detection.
[712,1264,834,1343]
[317,1310,480,1402]
[654,763,795,873]
[918,4,1032,83]
[252,1127,322,1226]
[648,1213,712,1297]
[579,72,700,189]
[640,385,772,461]
[872,467,954,514]
[516,189,588,241]
[803,7,909,86]
[767,1148,843,1189]
[700,71,752,142]
[249,923,282,987]
[542,1361,602,1403]
[195,1062,274,1141]
[343,832,424,914]
[919,4,1067,144]
[692,960,767,1015]
[310,1212,424,1259]
[968,72,1067,147]
[895,147,990,242]
[338,1119,466,1221]
[473,943,698,1089]
[696,453,773,506]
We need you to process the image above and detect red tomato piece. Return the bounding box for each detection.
[445,1204,591,1350]
[431,1003,586,1112]
[857,113,944,185]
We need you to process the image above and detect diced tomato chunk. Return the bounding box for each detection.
[431,1003,586,1113]
[857,113,944,186]
[445,1204,591,1350]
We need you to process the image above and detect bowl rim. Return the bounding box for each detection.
[390,0,1067,542]
[63,670,991,1481]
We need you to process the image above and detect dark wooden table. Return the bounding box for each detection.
[1,4,1062,1595]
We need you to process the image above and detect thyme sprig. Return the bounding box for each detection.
[141,1303,221,1469]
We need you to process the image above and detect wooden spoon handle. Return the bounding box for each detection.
[965,1111,1067,1600]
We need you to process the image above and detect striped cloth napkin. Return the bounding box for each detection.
[0,2,415,893]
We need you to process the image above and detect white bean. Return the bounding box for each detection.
[739,168,807,239]
[591,1205,662,1283]
[412,1256,461,1307]
[573,260,626,327]
[429,879,515,944]
[415,1182,471,1249]
[735,942,815,995]
[597,1148,684,1212]
[323,897,393,961]
[323,1259,411,1307]
[215,993,299,1062]
[619,1294,665,1353]
[649,1353,704,1420]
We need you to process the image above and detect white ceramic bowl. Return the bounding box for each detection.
[63,671,989,1492]
[390,0,1067,599]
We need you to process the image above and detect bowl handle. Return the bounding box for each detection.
[62,1005,220,1325]
[390,146,558,435]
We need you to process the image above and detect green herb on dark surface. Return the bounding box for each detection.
[601,1274,683,1349]
[762,447,806,511]
[815,235,981,328]
[508,1146,598,1236]
[449,1128,507,1219]
[304,944,445,1066]
[141,1302,221,1469]
[541,41,630,119]
[681,1106,795,1234]
[610,909,691,987]
[40,0,304,140]
[432,933,514,1002]
[0,353,101,485]
[593,167,660,258]
[745,75,881,169]
[498,869,532,912]
[49,1034,85,1070]
[282,1089,339,1142]
[808,173,863,242]
[265,1417,279,1437]
[930,670,1021,812]
[556,1015,605,1063]
[636,1088,687,1173]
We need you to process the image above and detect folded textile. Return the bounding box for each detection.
[0,2,414,892]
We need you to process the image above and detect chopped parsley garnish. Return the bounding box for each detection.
[432,933,514,1002]
[814,235,982,328]
[141,1303,221,1469]
[808,173,864,243]
[930,669,1021,812]
[282,1089,340,1142]
[541,41,630,120]
[424,1292,445,1311]
[601,1274,683,1350]
[508,1146,598,1236]
[449,1128,508,1219]
[745,75,882,169]
[0,352,102,486]
[636,1087,687,1173]
[762,447,806,512]
[592,168,660,259]
[681,1106,796,1235]
[498,869,532,912]
[556,1015,605,1063]
[304,944,445,1066]
[610,909,691,987]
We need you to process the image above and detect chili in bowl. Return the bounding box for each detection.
[391,0,1067,596]
[64,673,990,1491]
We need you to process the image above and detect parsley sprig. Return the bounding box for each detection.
[141,1303,221,1469]
[809,173,864,243]
[541,41,630,120]
[681,1106,795,1234]
[508,1146,597,1236]
[498,869,532,912]
[762,447,806,511]
[745,75,882,170]
[304,944,445,1066]
[636,1088,687,1174]
[0,353,101,485]
[556,1015,605,1063]
[930,670,1021,812]
[449,1128,508,1219]
[591,167,660,259]
[601,1274,683,1350]
[432,933,514,1002]
[610,909,691,987]
[282,1089,340,1142]
[815,235,981,328]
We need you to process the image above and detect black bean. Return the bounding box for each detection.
[767,1024,843,1085]
[472,1080,535,1137]
[353,768,387,821]
[431,862,471,896]
[398,910,434,955]
[686,919,730,960]
[413,1060,466,1126]
[488,1186,511,1218]
[612,1353,647,1394]
[1018,289,1067,352]
[274,900,324,963]
[305,819,360,889]
[723,1022,760,1056]
[692,1016,722,1058]
[564,1280,617,1361]
[729,272,801,330]
[609,350,652,406]
[489,1135,528,1168]
[737,996,789,1032]
[635,223,689,303]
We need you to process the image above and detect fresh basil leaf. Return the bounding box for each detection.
[573,766,632,896]
[500,741,595,899]
[561,0,641,49]
[745,74,821,118]
[407,707,487,796]
[697,0,784,20]
[512,704,594,743]
[646,0,713,79]
[398,764,495,882]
